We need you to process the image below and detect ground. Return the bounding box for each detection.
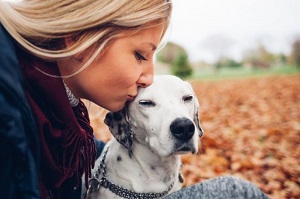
[88,74,300,199]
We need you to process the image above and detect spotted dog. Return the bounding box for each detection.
[85,75,204,199]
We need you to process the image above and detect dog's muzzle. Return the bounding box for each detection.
[170,118,195,141]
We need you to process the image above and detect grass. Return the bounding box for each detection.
[190,64,300,80]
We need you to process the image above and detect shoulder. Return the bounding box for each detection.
[0,24,40,199]
[0,23,37,118]
[0,24,28,102]
[0,24,35,139]
[0,24,16,50]
[0,24,19,66]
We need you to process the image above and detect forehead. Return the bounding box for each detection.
[137,76,192,99]
[118,24,165,48]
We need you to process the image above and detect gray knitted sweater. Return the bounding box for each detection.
[165,176,269,199]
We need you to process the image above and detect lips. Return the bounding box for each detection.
[127,95,136,102]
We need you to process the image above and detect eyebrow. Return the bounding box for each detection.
[150,43,157,51]
[143,42,157,51]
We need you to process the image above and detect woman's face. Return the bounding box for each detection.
[63,24,164,111]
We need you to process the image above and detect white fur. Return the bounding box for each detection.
[85,75,202,199]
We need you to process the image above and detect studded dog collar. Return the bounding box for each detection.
[85,147,175,199]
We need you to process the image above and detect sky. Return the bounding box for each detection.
[5,0,300,63]
[169,0,300,62]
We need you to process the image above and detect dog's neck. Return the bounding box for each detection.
[104,139,181,193]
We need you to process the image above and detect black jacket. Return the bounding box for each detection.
[0,25,40,199]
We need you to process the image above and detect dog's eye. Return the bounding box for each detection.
[183,95,193,102]
[138,100,156,107]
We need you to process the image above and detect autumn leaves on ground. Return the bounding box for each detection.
[89,74,300,199]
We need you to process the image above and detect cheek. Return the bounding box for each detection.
[98,57,141,87]
[104,72,139,91]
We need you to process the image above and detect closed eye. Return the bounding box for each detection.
[138,100,156,107]
[134,51,147,61]
[183,95,193,102]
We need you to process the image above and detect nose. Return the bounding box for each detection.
[170,118,195,141]
[137,73,153,88]
[136,64,154,88]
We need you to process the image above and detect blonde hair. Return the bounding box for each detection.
[0,0,172,76]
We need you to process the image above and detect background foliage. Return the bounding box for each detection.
[156,38,300,78]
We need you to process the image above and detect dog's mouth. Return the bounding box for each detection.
[172,143,197,155]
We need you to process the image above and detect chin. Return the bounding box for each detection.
[106,103,126,112]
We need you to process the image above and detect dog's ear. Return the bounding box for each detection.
[185,81,204,138]
[104,108,133,149]
[194,107,204,137]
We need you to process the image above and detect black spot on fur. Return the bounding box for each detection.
[113,112,122,121]
[179,173,184,183]
[118,124,128,136]
[117,155,122,162]
[163,176,171,184]
[128,150,133,159]
[150,166,156,171]
[104,113,112,126]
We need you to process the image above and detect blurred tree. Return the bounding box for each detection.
[156,42,193,78]
[156,42,187,64]
[277,53,287,64]
[215,57,242,69]
[257,44,274,63]
[291,39,300,67]
[242,44,273,69]
[171,53,193,79]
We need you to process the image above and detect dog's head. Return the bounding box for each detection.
[104,75,204,157]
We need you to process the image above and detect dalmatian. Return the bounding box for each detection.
[85,75,204,199]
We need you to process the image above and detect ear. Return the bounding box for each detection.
[104,108,133,149]
[185,81,204,137]
[64,36,84,62]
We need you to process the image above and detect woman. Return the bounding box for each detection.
[0,0,268,198]
[0,0,170,198]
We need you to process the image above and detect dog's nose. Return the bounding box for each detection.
[170,118,195,141]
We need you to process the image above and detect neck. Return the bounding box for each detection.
[105,139,181,193]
